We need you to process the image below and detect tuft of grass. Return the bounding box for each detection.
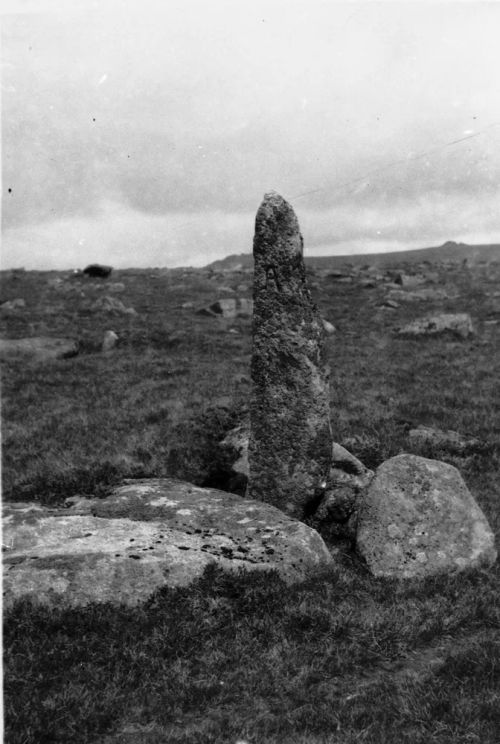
[2,262,500,742]
[1,351,249,503]
[166,400,248,489]
[4,564,500,744]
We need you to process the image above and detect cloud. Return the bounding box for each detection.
[298,188,500,251]
[3,189,499,271]
[2,2,500,267]
[1,201,254,270]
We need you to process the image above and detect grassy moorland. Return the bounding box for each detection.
[2,257,500,743]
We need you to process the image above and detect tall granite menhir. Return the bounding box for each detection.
[248,192,333,520]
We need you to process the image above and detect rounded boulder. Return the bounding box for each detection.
[356,454,496,578]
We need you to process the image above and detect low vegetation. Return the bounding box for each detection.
[2,257,500,743]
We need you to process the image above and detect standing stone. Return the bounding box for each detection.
[248,192,333,519]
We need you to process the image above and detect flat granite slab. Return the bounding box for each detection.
[3,478,334,609]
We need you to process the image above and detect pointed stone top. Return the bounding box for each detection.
[254,192,303,262]
[263,189,282,200]
[260,190,290,211]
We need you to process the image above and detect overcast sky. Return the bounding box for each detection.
[2,0,500,269]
